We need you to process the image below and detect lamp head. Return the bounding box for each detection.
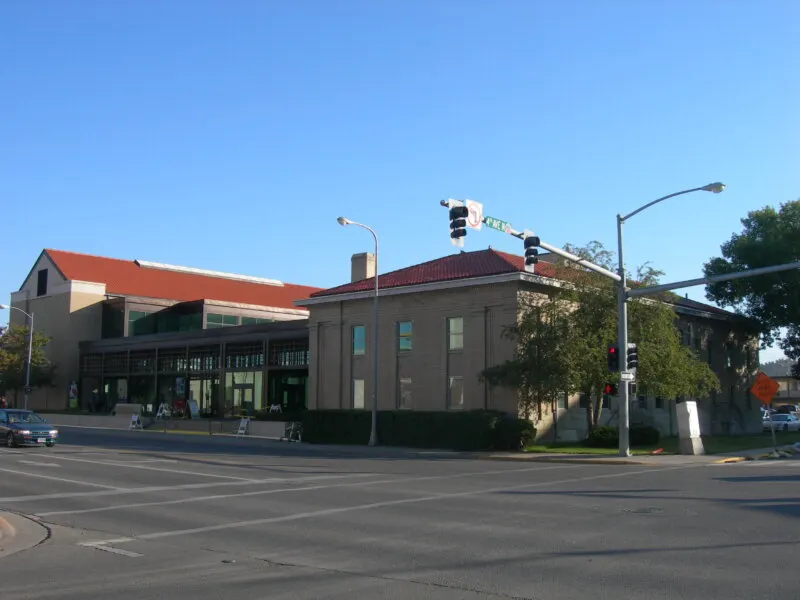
[0,304,8,310]
[336,217,352,226]
[703,182,726,194]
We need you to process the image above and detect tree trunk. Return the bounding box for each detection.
[585,389,596,431]
[592,389,603,427]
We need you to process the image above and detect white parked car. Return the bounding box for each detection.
[763,413,800,432]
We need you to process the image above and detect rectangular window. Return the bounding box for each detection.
[206,313,240,329]
[398,321,412,352]
[601,395,610,409]
[398,377,412,409]
[352,325,366,356]
[655,397,664,409]
[637,395,648,410]
[448,376,464,409]
[241,317,272,326]
[353,379,365,409]
[128,310,154,336]
[556,391,567,410]
[578,392,589,409]
[36,269,48,296]
[447,317,464,351]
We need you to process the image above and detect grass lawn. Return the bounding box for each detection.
[525,431,800,456]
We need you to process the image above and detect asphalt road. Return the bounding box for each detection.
[1,428,798,600]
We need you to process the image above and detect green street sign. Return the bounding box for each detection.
[484,216,512,233]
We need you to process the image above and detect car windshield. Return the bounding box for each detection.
[7,411,47,424]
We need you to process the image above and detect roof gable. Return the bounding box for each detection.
[44,249,322,311]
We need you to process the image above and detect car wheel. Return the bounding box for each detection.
[6,432,16,448]
[45,440,54,447]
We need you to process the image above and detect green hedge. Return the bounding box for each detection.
[585,425,661,448]
[303,410,535,452]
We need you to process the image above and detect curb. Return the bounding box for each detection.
[0,516,15,540]
[0,512,49,559]
[472,455,650,466]
[712,457,747,464]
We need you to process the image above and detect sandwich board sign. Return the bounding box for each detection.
[236,417,250,437]
[129,414,143,431]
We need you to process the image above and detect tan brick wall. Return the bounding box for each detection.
[309,282,522,414]
[9,285,106,411]
[308,278,761,442]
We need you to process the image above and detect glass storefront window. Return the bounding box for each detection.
[129,376,155,412]
[188,376,219,417]
[224,371,263,417]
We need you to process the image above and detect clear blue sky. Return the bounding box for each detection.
[2,0,797,361]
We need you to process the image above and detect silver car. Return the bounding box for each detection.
[763,413,800,432]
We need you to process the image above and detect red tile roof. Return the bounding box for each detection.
[44,249,322,311]
[310,248,738,318]
[311,249,558,297]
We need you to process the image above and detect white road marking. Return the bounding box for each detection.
[17,460,60,467]
[79,539,142,557]
[0,472,379,503]
[29,453,256,481]
[0,467,122,489]
[33,463,573,516]
[89,464,698,544]
[27,464,572,512]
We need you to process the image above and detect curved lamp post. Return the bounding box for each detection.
[336,217,379,446]
[0,304,34,411]
[616,182,725,457]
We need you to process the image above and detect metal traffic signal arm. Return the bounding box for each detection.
[438,200,622,283]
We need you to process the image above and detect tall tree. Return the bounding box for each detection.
[481,242,720,432]
[703,200,800,368]
[0,326,57,406]
[481,294,572,425]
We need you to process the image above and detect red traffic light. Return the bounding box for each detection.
[609,347,616,354]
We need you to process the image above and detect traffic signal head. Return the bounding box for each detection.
[449,205,469,244]
[522,231,541,272]
[626,343,639,370]
[603,383,618,396]
[607,345,620,372]
[523,235,540,265]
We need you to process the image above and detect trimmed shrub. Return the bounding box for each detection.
[492,416,536,451]
[630,425,660,446]
[303,410,535,451]
[585,425,661,448]
[585,426,618,448]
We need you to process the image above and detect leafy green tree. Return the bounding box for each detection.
[480,294,572,424]
[0,326,57,406]
[481,241,720,432]
[703,200,800,369]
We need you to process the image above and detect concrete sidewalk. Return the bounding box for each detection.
[0,512,49,559]
[473,443,800,465]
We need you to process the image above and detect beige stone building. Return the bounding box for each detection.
[296,249,763,441]
[7,249,320,410]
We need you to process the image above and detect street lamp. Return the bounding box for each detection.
[616,182,725,457]
[336,216,379,446]
[0,304,34,411]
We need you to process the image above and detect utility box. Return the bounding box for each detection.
[676,401,705,455]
